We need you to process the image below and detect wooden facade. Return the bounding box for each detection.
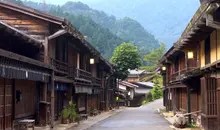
[160,1,220,130]
[0,1,116,129]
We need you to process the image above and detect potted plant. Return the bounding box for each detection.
[68,102,77,123]
[61,101,78,124]
[61,107,70,124]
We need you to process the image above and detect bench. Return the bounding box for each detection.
[14,119,35,130]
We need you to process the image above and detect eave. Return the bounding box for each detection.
[160,2,220,65]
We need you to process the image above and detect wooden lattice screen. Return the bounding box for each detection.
[201,77,218,130]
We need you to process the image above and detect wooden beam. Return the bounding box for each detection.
[0,21,42,47]
[206,2,220,14]
[48,29,67,40]
[206,14,220,30]
[181,39,190,43]
[191,26,200,32]
[195,20,206,27]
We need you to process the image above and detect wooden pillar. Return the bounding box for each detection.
[42,84,47,101]
[85,94,88,114]
[185,51,188,71]
[187,84,192,124]
[50,71,55,129]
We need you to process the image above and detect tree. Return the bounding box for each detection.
[151,75,163,100]
[142,43,166,71]
[110,42,142,80]
[141,43,166,82]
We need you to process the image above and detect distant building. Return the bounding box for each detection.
[117,81,139,106]
[130,82,154,107]
[127,69,147,82]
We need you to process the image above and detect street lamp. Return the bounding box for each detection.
[90,58,95,64]
[187,51,194,59]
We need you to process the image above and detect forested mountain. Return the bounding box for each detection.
[49,0,200,48]
[22,0,160,58]
[61,2,159,54]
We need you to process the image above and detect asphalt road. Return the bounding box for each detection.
[87,99,172,130]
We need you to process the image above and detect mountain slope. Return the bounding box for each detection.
[63,0,200,48]
[62,2,159,54]
[23,1,160,55]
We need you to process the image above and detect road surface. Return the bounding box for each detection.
[87,99,171,130]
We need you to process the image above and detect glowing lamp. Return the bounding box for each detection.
[90,58,95,64]
[187,51,194,59]
[162,66,166,71]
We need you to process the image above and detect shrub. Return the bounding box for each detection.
[146,91,153,102]
[142,100,147,105]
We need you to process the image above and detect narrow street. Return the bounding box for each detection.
[87,99,171,130]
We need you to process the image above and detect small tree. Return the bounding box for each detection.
[110,42,142,80]
[151,75,163,100]
[142,43,166,71]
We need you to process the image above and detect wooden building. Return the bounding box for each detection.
[160,0,220,130]
[0,1,116,129]
[127,70,146,82]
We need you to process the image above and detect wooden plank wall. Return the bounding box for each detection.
[0,7,49,41]
[15,80,36,119]
[179,53,185,71]
[201,77,218,130]
[0,78,12,130]
[180,88,188,111]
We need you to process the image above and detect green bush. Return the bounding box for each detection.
[146,91,153,102]
[151,76,163,100]
[142,100,147,105]
[61,101,78,121]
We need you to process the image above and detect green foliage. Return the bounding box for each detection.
[48,7,123,60]
[61,2,160,55]
[146,91,153,102]
[110,42,142,80]
[142,100,147,105]
[151,75,163,100]
[143,43,166,71]
[61,101,78,121]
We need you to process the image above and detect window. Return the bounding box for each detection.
[205,36,210,65]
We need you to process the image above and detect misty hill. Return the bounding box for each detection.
[66,0,200,48]
[23,1,160,58]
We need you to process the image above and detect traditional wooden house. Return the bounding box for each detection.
[160,0,220,130]
[0,1,116,129]
[0,3,53,130]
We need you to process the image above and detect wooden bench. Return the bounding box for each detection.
[14,119,35,130]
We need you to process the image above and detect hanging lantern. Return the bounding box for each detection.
[187,51,194,59]
[162,66,166,71]
[90,58,95,64]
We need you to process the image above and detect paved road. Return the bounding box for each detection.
[87,99,172,130]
